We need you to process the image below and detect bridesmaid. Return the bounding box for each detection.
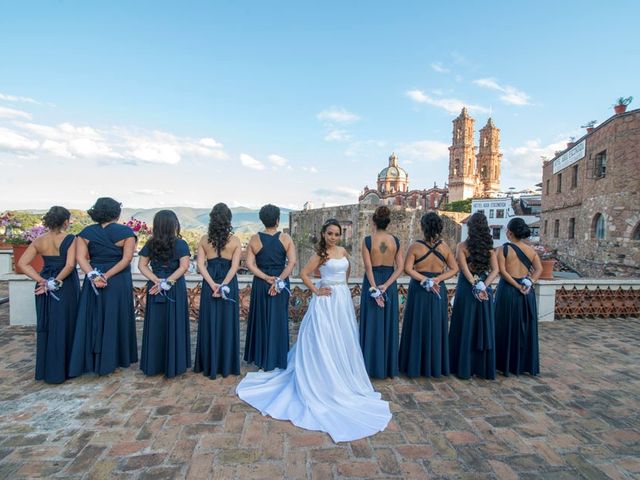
[194,203,242,378]
[399,212,458,377]
[69,197,138,377]
[17,206,80,384]
[244,204,297,371]
[359,206,404,379]
[138,210,191,378]
[495,218,542,376]
[449,212,499,380]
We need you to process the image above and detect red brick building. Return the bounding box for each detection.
[540,107,640,276]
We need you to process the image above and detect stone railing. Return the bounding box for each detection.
[3,271,639,327]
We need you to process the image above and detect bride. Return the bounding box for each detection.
[236,219,392,442]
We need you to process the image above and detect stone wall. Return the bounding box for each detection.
[541,108,640,277]
[290,204,461,277]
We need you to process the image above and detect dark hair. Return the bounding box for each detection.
[466,212,493,274]
[207,203,233,253]
[507,217,531,240]
[42,206,70,230]
[87,197,121,223]
[315,218,342,265]
[372,206,391,230]
[420,212,443,243]
[259,204,280,228]
[146,210,180,263]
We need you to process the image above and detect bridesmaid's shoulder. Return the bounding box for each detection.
[228,234,242,248]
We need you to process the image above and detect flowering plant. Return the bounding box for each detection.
[533,244,556,260]
[124,217,152,235]
[1,212,22,239]
[6,225,48,245]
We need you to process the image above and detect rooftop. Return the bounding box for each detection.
[0,281,638,479]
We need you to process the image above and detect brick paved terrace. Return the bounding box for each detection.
[0,281,638,479]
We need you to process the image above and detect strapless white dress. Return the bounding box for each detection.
[236,257,392,442]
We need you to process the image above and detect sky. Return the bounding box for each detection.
[0,0,638,210]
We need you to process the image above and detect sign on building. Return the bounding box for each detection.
[553,140,586,174]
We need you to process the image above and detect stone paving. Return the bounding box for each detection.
[0,281,639,479]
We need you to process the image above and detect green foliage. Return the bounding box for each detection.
[614,96,633,106]
[441,198,472,213]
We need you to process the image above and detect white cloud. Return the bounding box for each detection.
[199,137,223,148]
[406,89,489,114]
[0,127,39,151]
[301,165,318,173]
[317,106,360,124]
[240,153,265,170]
[312,186,360,200]
[268,154,289,167]
[473,77,532,106]
[502,138,567,186]
[0,92,40,104]
[132,188,171,196]
[431,62,450,74]
[396,140,450,163]
[0,106,32,120]
[324,129,352,142]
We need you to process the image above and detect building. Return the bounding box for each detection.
[540,107,640,277]
[448,108,503,202]
[461,196,541,247]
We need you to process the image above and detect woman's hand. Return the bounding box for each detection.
[93,277,108,289]
[316,286,332,296]
[211,283,221,298]
[264,275,276,285]
[149,282,161,295]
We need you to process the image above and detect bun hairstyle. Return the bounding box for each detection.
[420,212,443,243]
[315,218,342,265]
[259,204,280,228]
[42,206,70,230]
[207,203,233,253]
[372,206,391,230]
[87,197,122,223]
[466,212,493,274]
[507,217,531,240]
[147,210,180,263]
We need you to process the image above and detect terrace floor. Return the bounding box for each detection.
[0,281,638,479]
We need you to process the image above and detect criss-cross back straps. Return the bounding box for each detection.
[414,240,445,266]
[503,242,533,272]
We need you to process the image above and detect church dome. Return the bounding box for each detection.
[377,153,408,181]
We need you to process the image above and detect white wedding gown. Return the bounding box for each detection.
[236,257,392,442]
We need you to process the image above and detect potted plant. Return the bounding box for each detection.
[581,120,597,134]
[124,217,152,272]
[0,211,21,248]
[533,244,556,280]
[613,96,633,114]
[8,225,47,273]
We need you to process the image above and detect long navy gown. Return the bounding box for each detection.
[194,255,240,378]
[449,269,496,380]
[494,243,540,376]
[244,232,290,371]
[68,223,138,377]
[139,239,191,378]
[398,240,450,378]
[35,234,80,384]
[359,235,399,379]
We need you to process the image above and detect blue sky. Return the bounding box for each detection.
[1,0,638,210]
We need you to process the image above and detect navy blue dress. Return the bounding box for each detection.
[139,239,191,378]
[244,232,290,371]
[398,240,450,378]
[68,223,138,377]
[449,268,496,380]
[494,243,540,376]
[35,234,80,384]
[194,255,240,378]
[359,235,399,379]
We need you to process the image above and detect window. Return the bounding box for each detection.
[633,222,640,241]
[496,209,505,218]
[571,165,578,188]
[454,159,460,176]
[492,227,501,240]
[489,209,494,218]
[556,173,562,193]
[544,219,548,235]
[568,218,575,239]
[595,151,607,178]
[592,213,605,239]
[546,179,550,194]
[553,219,560,238]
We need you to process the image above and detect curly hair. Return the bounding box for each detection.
[207,203,233,253]
[42,206,70,230]
[466,212,493,274]
[87,197,121,223]
[420,212,443,243]
[507,217,531,240]
[146,210,180,263]
[372,206,391,230]
[315,218,342,265]
[259,204,280,228]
